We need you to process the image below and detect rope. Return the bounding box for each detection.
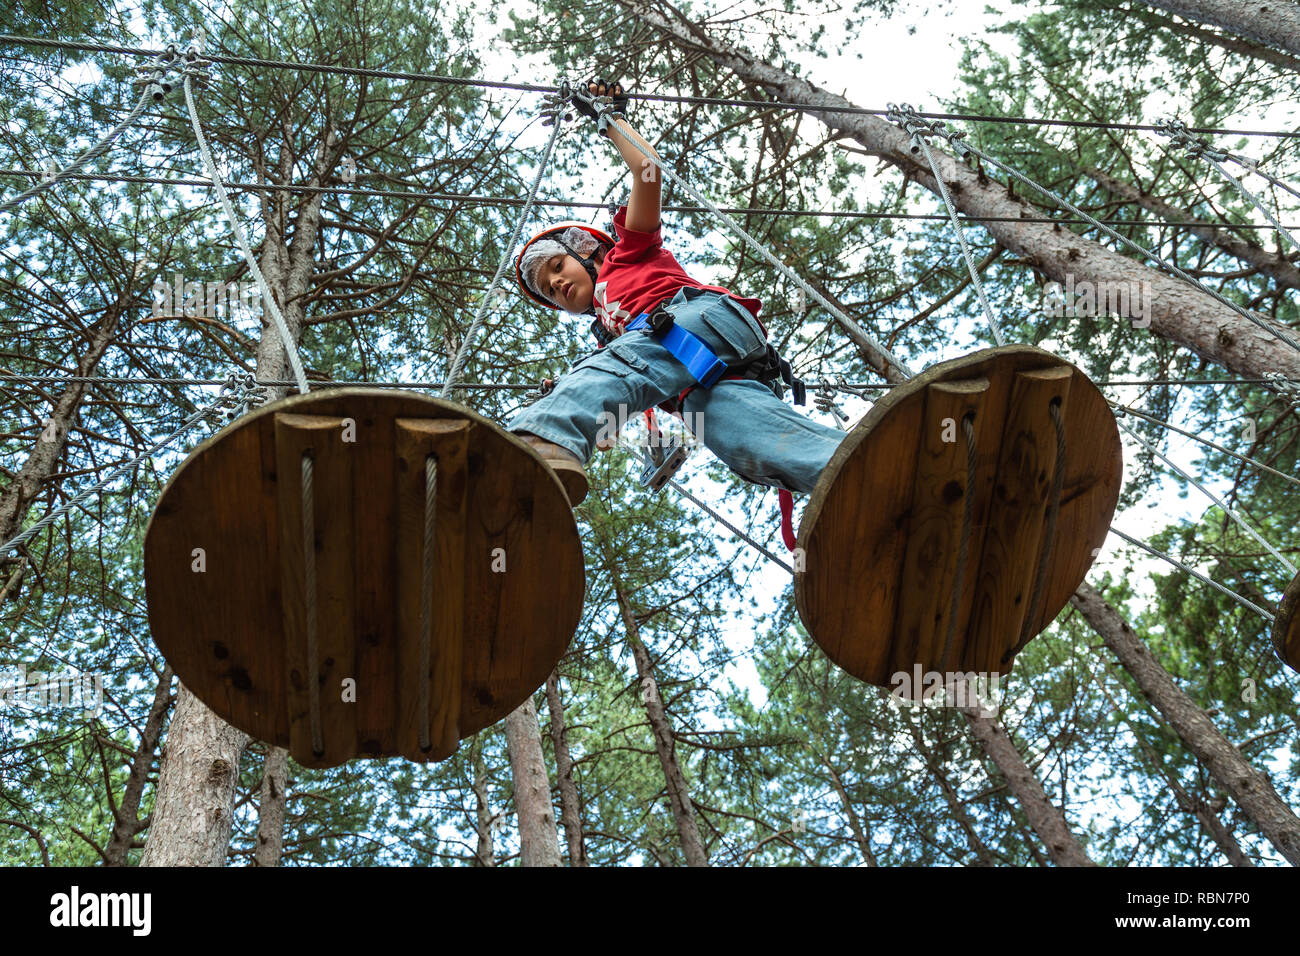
[0,88,154,215]
[1107,527,1275,623]
[931,129,1300,358]
[1109,402,1300,490]
[301,454,324,757]
[419,454,436,752]
[1118,420,1297,576]
[1006,400,1067,664]
[4,35,1298,137]
[1221,152,1300,204]
[440,107,562,400]
[181,72,310,396]
[899,111,1005,346]
[0,391,234,556]
[1202,157,1300,254]
[10,168,1300,229]
[606,120,914,378]
[1157,120,1300,251]
[938,414,977,674]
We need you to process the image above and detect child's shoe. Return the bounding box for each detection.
[516,433,588,506]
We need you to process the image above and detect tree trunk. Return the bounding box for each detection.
[1139,0,1300,56]
[544,670,589,866]
[1072,582,1300,865]
[611,577,710,866]
[503,697,562,867]
[956,698,1097,866]
[138,682,249,866]
[1095,658,1253,865]
[253,746,289,866]
[621,0,1300,382]
[103,664,173,866]
[1082,163,1300,291]
[1188,793,1255,866]
[1,300,124,597]
[472,740,496,866]
[1130,6,1300,73]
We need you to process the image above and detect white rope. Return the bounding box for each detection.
[663,471,792,573]
[912,133,1005,346]
[1204,156,1300,254]
[1108,527,1275,622]
[301,453,324,757]
[0,88,154,215]
[182,73,311,396]
[419,455,436,751]
[1110,402,1300,490]
[947,133,1300,358]
[441,111,563,400]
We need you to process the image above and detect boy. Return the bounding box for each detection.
[509,80,846,518]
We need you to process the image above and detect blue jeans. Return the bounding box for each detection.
[507,288,846,493]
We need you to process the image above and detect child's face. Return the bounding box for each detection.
[541,253,595,313]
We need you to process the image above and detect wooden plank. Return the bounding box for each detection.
[966,367,1073,674]
[1023,367,1123,639]
[348,407,397,758]
[795,347,1122,689]
[275,412,358,768]
[395,418,472,762]
[809,395,924,684]
[888,377,990,688]
[1273,571,1300,673]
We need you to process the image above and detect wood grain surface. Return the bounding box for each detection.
[144,389,584,768]
[795,346,1121,688]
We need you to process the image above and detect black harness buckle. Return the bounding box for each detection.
[645,304,675,337]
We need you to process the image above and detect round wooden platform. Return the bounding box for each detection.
[1273,571,1300,673]
[144,388,584,768]
[795,345,1122,690]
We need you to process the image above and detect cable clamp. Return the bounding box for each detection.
[812,381,850,425]
[886,102,947,154]
[1264,371,1300,407]
[540,78,571,126]
[1156,119,1227,162]
[217,372,270,422]
[131,49,183,102]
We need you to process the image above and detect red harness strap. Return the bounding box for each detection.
[610,320,795,554]
[649,384,800,555]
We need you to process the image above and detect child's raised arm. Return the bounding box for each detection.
[586,80,661,234]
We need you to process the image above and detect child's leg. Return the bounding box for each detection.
[681,378,846,494]
[507,336,695,461]
[508,288,767,460]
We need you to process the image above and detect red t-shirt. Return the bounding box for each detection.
[593,206,765,342]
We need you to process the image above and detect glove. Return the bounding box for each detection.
[571,78,629,130]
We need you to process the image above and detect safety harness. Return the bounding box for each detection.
[604,301,807,549]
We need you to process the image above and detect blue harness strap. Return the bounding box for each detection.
[625,309,729,388]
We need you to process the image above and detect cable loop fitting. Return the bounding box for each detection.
[1264,371,1300,408]
[217,371,270,422]
[540,78,571,125]
[1156,119,1228,162]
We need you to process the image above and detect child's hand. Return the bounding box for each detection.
[572,78,629,127]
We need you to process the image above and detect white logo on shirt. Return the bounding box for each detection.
[593,281,632,328]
